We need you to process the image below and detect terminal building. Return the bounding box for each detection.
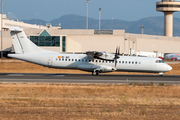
[1,10,180,58]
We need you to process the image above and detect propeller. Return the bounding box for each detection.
[114,46,120,68]
[117,46,120,55]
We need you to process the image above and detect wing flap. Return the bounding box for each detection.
[9,27,23,33]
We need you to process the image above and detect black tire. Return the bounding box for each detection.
[92,71,99,76]
[92,71,96,76]
[95,71,99,75]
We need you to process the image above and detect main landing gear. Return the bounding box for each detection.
[92,70,99,76]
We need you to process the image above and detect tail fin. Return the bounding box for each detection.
[9,27,55,54]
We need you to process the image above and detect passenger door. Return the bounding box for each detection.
[47,57,53,66]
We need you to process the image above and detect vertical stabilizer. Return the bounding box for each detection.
[10,31,24,54]
[9,27,55,54]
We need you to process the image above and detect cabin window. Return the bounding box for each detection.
[125,61,127,64]
[59,59,61,61]
[85,59,88,62]
[69,59,70,61]
[135,62,137,64]
[92,60,94,62]
[65,59,67,61]
[62,59,64,61]
[129,61,131,64]
[112,61,114,63]
[119,61,121,63]
[75,59,77,61]
[78,59,80,62]
[122,61,124,64]
[139,62,141,64]
[132,61,134,64]
[82,59,84,62]
[96,60,98,62]
[99,60,101,62]
[109,61,111,63]
[89,60,91,62]
[155,60,164,63]
[160,60,164,63]
[72,59,74,61]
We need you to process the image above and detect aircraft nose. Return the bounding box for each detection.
[167,65,172,71]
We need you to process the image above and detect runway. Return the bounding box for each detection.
[0,73,180,84]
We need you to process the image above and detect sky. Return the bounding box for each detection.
[2,0,180,22]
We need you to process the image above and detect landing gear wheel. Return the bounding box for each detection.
[159,72,163,77]
[96,71,99,75]
[92,71,96,76]
[92,71,99,76]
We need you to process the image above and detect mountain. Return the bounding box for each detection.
[126,17,164,35]
[22,19,47,26]
[22,14,180,36]
[50,14,88,29]
[49,14,130,30]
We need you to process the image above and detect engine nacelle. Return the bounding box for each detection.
[98,66,116,73]
[77,65,116,73]
[86,51,118,61]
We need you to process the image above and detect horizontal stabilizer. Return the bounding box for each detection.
[9,27,23,33]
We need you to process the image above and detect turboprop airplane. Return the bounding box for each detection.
[8,27,172,76]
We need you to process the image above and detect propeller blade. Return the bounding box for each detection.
[114,46,121,69]
[114,47,118,59]
[116,47,118,57]
[118,46,120,55]
[114,47,119,68]
[115,60,117,68]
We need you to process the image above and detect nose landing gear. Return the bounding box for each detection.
[159,72,163,77]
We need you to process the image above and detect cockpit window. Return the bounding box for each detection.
[155,60,164,63]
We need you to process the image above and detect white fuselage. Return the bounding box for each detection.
[8,53,172,73]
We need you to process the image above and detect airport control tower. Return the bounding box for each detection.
[156,0,180,37]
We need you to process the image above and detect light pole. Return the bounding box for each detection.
[99,8,101,30]
[86,0,89,29]
[139,25,144,34]
[8,12,11,19]
[1,0,3,58]
[112,17,113,29]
